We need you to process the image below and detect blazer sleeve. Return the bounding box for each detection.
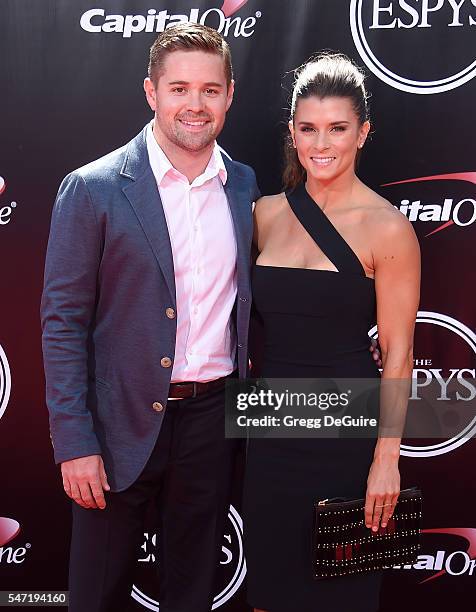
[40,171,103,464]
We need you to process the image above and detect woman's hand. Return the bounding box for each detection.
[364,455,400,532]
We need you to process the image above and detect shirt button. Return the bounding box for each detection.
[152,402,164,412]
[166,307,176,319]
[160,357,172,368]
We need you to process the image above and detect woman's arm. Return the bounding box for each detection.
[365,208,421,532]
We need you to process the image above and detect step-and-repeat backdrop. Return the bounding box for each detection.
[1,1,475,610]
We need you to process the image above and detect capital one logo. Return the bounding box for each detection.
[369,311,476,457]
[0,176,18,226]
[394,528,476,581]
[0,344,11,421]
[131,505,246,610]
[0,518,30,564]
[80,1,262,39]
[382,172,476,236]
[350,0,476,93]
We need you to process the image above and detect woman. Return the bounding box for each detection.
[243,53,420,612]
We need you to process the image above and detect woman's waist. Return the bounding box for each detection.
[261,348,380,378]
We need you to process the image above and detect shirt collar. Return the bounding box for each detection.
[146,121,227,188]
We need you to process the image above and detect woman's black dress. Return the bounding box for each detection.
[243,184,382,612]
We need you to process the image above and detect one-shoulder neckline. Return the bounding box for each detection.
[284,183,368,278]
[253,264,375,281]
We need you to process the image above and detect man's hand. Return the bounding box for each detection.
[61,455,110,510]
[369,338,382,368]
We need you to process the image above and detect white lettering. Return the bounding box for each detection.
[102,15,124,33]
[395,198,476,227]
[370,0,397,28]
[398,0,420,27]
[407,200,423,221]
[419,204,443,221]
[0,206,13,225]
[410,369,432,400]
[414,358,432,366]
[189,9,200,23]
[419,0,445,28]
[0,546,27,564]
[442,198,453,221]
[123,15,146,38]
[411,368,476,400]
[434,549,445,570]
[221,534,233,565]
[445,550,470,575]
[447,0,466,26]
[155,11,171,31]
[413,554,435,570]
[145,9,156,32]
[471,0,476,25]
[79,8,104,33]
[79,8,259,38]
[167,14,189,28]
[238,16,257,37]
[456,369,476,400]
[200,8,226,32]
[431,367,459,400]
[453,198,476,226]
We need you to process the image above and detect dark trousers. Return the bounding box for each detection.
[68,386,237,612]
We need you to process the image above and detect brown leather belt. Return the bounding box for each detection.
[168,375,228,400]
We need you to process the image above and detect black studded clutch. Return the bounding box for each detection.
[313,487,422,579]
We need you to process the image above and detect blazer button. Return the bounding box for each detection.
[166,308,176,319]
[161,357,172,368]
[152,402,164,412]
[239,297,248,302]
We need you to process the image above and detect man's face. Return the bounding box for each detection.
[144,50,234,153]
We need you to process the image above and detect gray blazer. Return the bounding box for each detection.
[40,125,260,491]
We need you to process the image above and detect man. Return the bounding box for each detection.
[41,23,258,612]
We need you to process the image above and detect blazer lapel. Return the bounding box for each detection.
[121,128,176,303]
[223,159,253,284]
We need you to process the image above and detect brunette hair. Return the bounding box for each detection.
[148,23,233,87]
[283,52,369,190]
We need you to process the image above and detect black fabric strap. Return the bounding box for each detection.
[285,183,366,277]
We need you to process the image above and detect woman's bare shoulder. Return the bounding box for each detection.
[255,193,287,213]
[360,185,414,236]
[358,186,419,259]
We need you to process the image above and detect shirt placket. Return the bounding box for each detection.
[184,183,201,377]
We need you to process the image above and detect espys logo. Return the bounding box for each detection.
[132,505,245,610]
[382,172,476,237]
[0,176,18,226]
[350,0,476,94]
[394,528,476,581]
[369,311,476,457]
[80,1,262,39]
[0,518,30,564]
[0,344,11,421]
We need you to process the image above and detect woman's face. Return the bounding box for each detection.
[289,95,370,184]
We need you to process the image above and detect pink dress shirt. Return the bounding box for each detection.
[146,123,238,383]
